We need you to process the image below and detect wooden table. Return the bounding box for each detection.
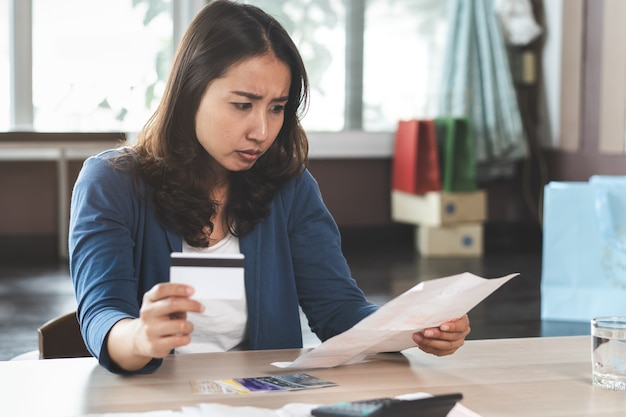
[1,336,625,417]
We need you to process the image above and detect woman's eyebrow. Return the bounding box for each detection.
[231,90,289,102]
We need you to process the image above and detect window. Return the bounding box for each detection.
[6,0,449,137]
[247,0,448,132]
[32,0,173,132]
[363,0,448,131]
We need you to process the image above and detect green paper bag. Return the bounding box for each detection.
[434,117,477,192]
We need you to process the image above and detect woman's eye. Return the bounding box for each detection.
[270,104,285,113]
[233,102,252,110]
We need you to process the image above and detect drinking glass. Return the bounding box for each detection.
[591,316,626,390]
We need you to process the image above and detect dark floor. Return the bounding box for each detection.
[0,227,590,361]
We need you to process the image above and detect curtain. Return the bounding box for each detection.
[438,0,527,180]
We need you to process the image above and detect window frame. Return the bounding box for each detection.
[9,0,32,129]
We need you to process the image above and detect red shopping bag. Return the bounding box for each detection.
[391,119,441,195]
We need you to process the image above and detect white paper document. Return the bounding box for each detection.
[273,272,518,369]
[170,253,245,300]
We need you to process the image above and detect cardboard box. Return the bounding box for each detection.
[391,190,487,226]
[416,223,483,257]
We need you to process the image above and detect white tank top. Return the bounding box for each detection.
[175,233,248,353]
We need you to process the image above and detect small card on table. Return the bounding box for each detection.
[190,373,337,394]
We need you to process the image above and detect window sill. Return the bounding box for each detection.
[308,131,394,159]
[0,131,395,160]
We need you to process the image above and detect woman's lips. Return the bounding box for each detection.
[237,150,261,163]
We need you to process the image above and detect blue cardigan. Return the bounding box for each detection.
[69,150,378,374]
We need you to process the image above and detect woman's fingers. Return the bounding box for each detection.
[141,283,205,319]
[412,315,471,356]
[144,282,195,303]
[132,282,206,357]
[140,332,192,358]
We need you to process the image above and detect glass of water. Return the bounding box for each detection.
[591,316,626,390]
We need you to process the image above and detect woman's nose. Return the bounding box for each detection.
[248,110,269,142]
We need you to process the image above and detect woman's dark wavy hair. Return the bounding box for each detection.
[129,0,309,247]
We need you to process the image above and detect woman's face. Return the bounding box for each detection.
[194,54,291,176]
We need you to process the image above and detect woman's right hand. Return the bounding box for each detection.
[106,282,205,371]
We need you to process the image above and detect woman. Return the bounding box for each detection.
[69,0,470,374]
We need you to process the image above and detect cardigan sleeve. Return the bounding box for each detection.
[69,151,161,374]
[286,169,379,341]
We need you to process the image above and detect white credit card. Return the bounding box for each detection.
[169,252,245,300]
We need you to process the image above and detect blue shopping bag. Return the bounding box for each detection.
[541,178,626,322]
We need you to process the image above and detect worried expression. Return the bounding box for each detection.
[194,54,292,175]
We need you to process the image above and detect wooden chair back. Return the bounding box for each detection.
[37,311,91,359]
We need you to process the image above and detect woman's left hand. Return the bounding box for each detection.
[412,314,471,356]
